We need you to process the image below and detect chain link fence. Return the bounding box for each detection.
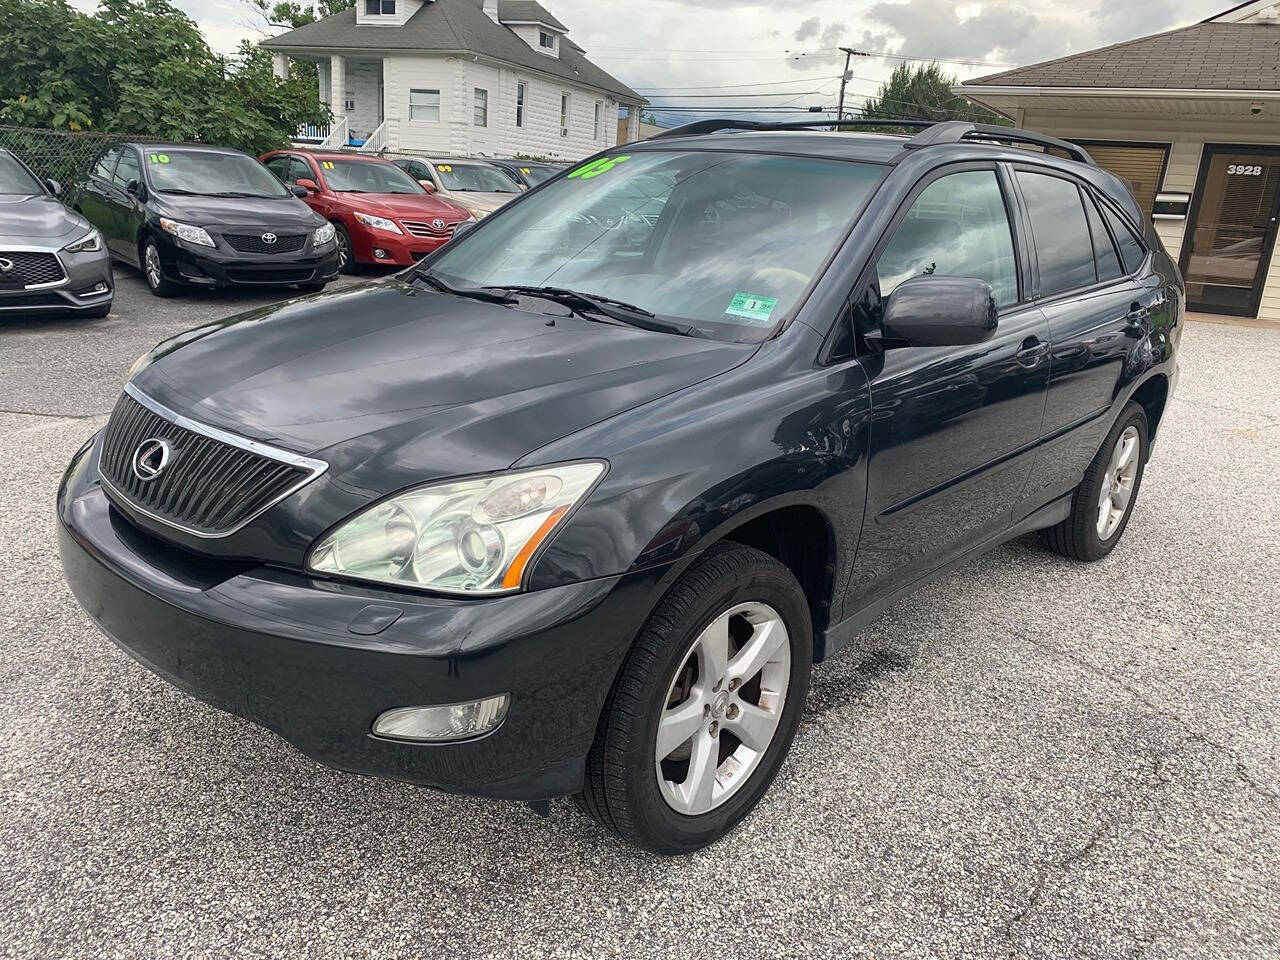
[0,125,168,194]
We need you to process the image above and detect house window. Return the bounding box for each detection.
[539,31,555,49]
[474,88,488,127]
[560,93,569,138]
[515,81,526,128]
[344,90,355,113]
[593,101,601,140]
[365,0,395,14]
[409,88,440,122]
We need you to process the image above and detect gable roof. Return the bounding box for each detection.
[964,22,1280,91]
[261,0,642,101]
[496,1,566,31]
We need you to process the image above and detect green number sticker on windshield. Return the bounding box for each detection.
[568,155,630,180]
[149,153,169,164]
[724,292,778,325]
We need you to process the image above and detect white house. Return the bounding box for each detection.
[959,0,1280,323]
[262,0,646,160]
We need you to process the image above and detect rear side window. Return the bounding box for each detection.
[92,146,122,181]
[876,170,1019,307]
[264,155,290,181]
[1017,171,1096,297]
[288,157,314,184]
[1102,204,1146,274]
[112,148,141,189]
[1082,191,1123,282]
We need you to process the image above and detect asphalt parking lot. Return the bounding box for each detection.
[1,270,1277,959]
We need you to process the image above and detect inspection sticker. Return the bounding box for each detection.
[724,292,778,324]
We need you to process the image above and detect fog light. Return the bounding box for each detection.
[372,694,509,742]
[77,282,109,298]
[374,248,389,259]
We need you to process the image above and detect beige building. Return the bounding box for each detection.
[960,0,1280,322]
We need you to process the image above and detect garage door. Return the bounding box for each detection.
[1078,143,1169,219]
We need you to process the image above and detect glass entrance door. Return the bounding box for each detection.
[1181,145,1280,317]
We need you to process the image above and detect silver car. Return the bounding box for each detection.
[0,148,113,318]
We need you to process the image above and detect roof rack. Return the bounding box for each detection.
[649,118,936,140]
[647,117,1096,166]
[902,121,1095,166]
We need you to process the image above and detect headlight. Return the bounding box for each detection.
[308,461,605,594]
[353,211,402,234]
[63,229,103,254]
[312,222,336,246]
[159,218,215,248]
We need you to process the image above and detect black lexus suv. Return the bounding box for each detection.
[66,142,339,297]
[57,120,1183,854]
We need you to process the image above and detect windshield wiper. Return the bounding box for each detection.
[207,191,273,198]
[489,285,700,337]
[411,269,517,304]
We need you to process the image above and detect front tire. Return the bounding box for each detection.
[578,545,812,854]
[1042,401,1148,561]
[141,239,179,298]
[333,221,356,274]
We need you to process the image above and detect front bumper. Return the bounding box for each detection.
[156,234,340,288]
[0,245,112,314]
[57,439,658,800]
[349,225,452,267]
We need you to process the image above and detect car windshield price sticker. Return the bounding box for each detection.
[568,156,630,180]
[438,164,453,173]
[149,153,170,164]
[725,293,778,324]
[322,161,336,170]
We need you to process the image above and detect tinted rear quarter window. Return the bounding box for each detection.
[1017,171,1096,297]
[1102,204,1146,274]
[1082,191,1123,282]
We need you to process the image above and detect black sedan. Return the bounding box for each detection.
[66,143,339,297]
[489,159,567,190]
[58,120,1183,854]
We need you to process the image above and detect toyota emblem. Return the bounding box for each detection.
[261,232,278,245]
[0,258,13,274]
[132,438,173,482]
[431,219,447,231]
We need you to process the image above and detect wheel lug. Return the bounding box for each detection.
[728,678,740,691]
[708,721,719,737]
[726,703,739,720]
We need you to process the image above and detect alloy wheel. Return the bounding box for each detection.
[144,244,163,290]
[655,601,791,815]
[1097,424,1140,541]
[336,229,350,269]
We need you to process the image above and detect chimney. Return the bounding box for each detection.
[483,0,499,21]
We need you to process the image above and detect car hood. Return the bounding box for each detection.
[445,191,517,214]
[133,278,754,500]
[342,193,471,222]
[0,195,89,244]
[151,192,322,229]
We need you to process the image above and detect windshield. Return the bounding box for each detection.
[146,150,290,198]
[435,162,520,194]
[521,165,560,186]
[427,150,885,342]
[0,153,42,195]
[325,159,425,195]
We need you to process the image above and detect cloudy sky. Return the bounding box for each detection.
[75,0,1234,122]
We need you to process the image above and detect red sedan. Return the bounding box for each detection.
[260,151,473,272]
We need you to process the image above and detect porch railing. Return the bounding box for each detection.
[295,122,330,143]
[319,117,349,150]
[358,121,388,154]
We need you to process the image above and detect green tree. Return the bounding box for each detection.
[859,63,1009,126]
[243,0,351,31]
[0,0,329,153]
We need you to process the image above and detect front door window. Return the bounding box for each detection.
[1183,146,1280,317]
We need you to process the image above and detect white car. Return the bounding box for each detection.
[392,157,522,219]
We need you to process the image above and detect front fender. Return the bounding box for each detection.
[518,323,872,625]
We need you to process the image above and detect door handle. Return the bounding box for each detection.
[1015,336,1048,365]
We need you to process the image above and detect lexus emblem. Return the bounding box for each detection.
[431,218,446,230]
[261,232,277,245]
[132,438,173,482]
[0,258,13,274]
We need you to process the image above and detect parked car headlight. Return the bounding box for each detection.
[352,211,402,234]
[63,229,103,254]
[159,218,215,248]
[308,461,606,594]
[312,222,336,246]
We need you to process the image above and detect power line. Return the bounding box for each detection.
[635,76,840,92]
[591,45,1016,69]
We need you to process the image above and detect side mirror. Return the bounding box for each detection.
[126,179,140,196]
[880,275,998,347]
[45,178,61,196]
[419,180,435,194]
[290,185,309,199]
[451,219,477,241]
[296,178,318,193]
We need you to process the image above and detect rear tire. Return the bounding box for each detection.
[1042,401,1148,562]
[577,544,812,855]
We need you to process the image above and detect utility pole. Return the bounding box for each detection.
[836,47,856,122]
